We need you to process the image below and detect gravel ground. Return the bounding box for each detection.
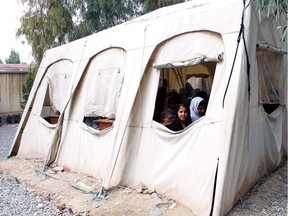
[0,174,67,216]
[0,124,71,216]
[227,160,287,216]
[0,123,287,216]
[0,124,16,162]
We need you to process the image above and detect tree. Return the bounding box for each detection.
[5,49,21,64]
[17,0,76,65]
[17,0,187,65]
[17,0,78,109]
[16,0,185,109]
[0,59,3,64]
[250,0,287,41]
[74,0,187,36]
[21,68,35,109]
[140,0,185,13]
[75,0,142,35]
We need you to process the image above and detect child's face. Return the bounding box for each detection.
[178,106,188,122]
[197,105,206,117]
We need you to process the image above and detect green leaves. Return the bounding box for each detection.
[140,0,185,13]
[250,0,287,41]
[5,49,20,64]
[17,0,76,108]
[17,0,188,66]
[260,0,287,20]
[21,65,37,109]
[77,0,142,34]
[17,0,75,65]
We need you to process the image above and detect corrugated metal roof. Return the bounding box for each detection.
[0,64,29,74]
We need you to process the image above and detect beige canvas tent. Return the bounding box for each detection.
[9,0,287,215]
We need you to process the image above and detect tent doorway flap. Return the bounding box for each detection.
[152,53,223,69]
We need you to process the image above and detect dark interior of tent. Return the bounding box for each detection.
[153,62,216,130]
[41,85,61,124]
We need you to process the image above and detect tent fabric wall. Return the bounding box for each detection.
[9,1,287,215]
[218,7,287,214]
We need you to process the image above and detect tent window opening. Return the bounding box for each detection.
[82,48,126,131]
[41,85,60,124]
[40,61,72,124]
[257,49,284,114]
[83,68,124,131]
[153,61,216,130]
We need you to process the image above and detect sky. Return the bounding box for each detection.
[0,0,33,64]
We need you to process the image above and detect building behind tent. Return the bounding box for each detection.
[0,64,29,124]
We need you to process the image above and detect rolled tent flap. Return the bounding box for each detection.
[152,53,223,69]
[257,42,288,55]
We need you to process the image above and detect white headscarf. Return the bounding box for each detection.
[190,96,204,122]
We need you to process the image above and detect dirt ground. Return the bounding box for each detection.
[0,157,287,216]
[0,157,195,216]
